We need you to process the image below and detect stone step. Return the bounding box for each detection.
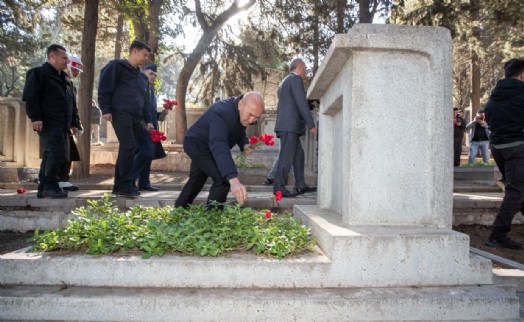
[3,189,524,231]
[0,284,518,321]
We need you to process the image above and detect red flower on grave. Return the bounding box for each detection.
[162,98,178,110]
[274,191,282,205]
[16,187,26,194]
[265,210,272,219]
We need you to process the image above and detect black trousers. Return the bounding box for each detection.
[273,131,306,191]
[453,137,463,166]
[38,126,67,191]
[131,155,152,188]
[175,137,230,208]
[112,111,142,192]
[490,144,524,239]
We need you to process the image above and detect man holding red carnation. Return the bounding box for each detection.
[175,92,265,208]
[130,63,167,192]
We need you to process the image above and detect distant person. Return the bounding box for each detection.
[175,93,265,208]
[466,111,490,165]
[91,99,103,146]
[23,44,82,198]
[453,108,466,166]
[273,58,317,197]
[98,39,153,197]
[484,58,524,250]
[131,63,167,192]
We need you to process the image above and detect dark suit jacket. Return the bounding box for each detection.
[274,73,315,136]
[185,96,249,180]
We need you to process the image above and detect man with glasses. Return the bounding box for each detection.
[175,92,265,208]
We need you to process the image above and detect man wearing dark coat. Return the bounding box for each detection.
[175,92,265,208]
[131,63,167,191]
[484,58,524,250]
[273,58,317,197]
[23,44,82,198]
[98,40,153,197]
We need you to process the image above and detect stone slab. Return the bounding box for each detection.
[0,284,518,322]
[294,205,493,287]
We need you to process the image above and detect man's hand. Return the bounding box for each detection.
[32,121,43,132]
[244,144,254,156]
[103,113,112,122]
[309,127,317,135]
[70,127,79,135]
[229,177,247,205]
[146,123,154,131]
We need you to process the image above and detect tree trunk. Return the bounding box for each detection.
[312,15,320,75]
[470,0,481,117]
[114,13,124,59]
[336,0,346,33]
[174,0,256,143]
[73,0,99,179]
[358,0,372,23]
[147,0,163,63]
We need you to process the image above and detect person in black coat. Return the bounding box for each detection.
[23,44,82,198]
[484,58,524,250]
[98,40,153,197]
[175,92,265,208]
[131,63,167,191]
[453,108,466,166]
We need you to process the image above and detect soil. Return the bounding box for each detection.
[2,225,524,266]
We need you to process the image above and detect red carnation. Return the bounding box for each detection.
[249,136,258,145]
[16,187,26,194]
[162,98,178,110]
[274,191,282,205]
[265,210,272,219]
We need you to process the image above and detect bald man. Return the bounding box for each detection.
[175,92,265,208]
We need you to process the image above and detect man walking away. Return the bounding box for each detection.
[484,58,524,250]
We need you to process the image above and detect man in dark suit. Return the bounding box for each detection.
[273,58,317,197]
[175,92,265,208]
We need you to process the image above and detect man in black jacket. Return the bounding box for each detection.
[175,92,265,208]
[98,40,153,197]
[484,58,524,250]
[23,44,82,198]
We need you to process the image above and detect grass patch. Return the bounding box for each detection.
[31,194,316,259]
[461,160,497,167]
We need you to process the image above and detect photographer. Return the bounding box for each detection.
[466,111,491,165]
[453,108,466,166]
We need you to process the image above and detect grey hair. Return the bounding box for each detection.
[289,58,304,72]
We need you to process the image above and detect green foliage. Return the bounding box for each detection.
[32,193,316,259]
[461,160,497,167]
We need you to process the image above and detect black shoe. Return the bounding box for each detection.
[296,185,317,194]
[139,186,159,192]
[486,237,522,250]
[42,189,68,198]
[62,185,79,192]
[37,191,43,199]
[275,189,297,198]
[111,186,120,195]
[117,188,140,197]
[263,178,274,185]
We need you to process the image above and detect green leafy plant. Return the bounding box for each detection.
[32,193,315,259]
[461,160,497,167]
